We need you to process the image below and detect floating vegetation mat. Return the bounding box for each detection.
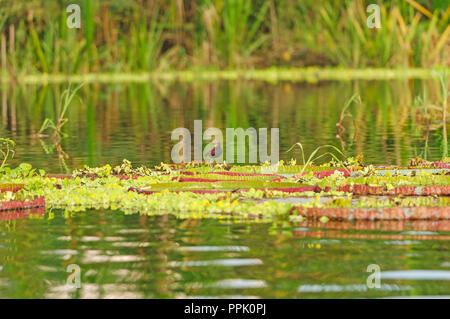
[0,159,448,222]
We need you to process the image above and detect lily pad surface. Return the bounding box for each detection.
[0,159,448,221]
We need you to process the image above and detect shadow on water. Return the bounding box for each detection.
[0,79,448,173]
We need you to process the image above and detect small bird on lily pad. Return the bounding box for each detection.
[205,140,222,160]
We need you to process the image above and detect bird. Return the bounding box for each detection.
[205,140,222,160]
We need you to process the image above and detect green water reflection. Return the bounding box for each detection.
[1,80,448,173]
[0,80,449,299]
[0,211,449,298]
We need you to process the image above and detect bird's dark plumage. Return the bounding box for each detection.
[206,141,222,158]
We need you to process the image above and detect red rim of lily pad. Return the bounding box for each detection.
[290,219,450,232]
[129,186,319,195]
[0,184,24,193]
[0,206,45,220]
[337,184,450,195]
[291,206,450,220]
[0,197,45,211]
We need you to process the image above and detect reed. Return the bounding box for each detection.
[38,83,84,139]
[0,0,448,76]
[0,138,15,171]
[438,71,449,158]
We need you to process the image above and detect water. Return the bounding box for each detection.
[0,80,448,172]
[0,212,449,298]
[0,79,449,298]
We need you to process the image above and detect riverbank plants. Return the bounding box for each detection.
[438,71,449,158]
[0,0,448,76]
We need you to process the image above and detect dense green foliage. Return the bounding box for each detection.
[0,0,448,75]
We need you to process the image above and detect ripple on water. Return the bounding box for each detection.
[311,239,341,244]
[115,229,149,234]
[208,279,268,289]
[37,265,59,272]
[176,246,249,252]
[384,240,422,245]
[57,236,126,242]
[41,249,78,255]
[293,228,309,232]
[45,283,142,299]
[169,258,263,267]
[383,295,450,299]
[112,242,151,247]
[400,231,438,235]
[81,250,146,264]
[381,270,450,280]
[0,278,10,288]
[298,284,412,293]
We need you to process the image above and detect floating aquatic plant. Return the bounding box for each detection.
[286,142,350,176]
[0,158,447,222]
[73,159,153,178]
[37,83,84,140]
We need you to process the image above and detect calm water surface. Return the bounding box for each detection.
[0,80,449,298]
[0,211,449,298]
[1,80,448,171]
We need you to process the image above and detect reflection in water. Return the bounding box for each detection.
[0,207,45,220]
[207,279,268,289]
[168,259,263,267]
[0,80,448,172]
[176,246,249,252]
[0,79,449,298]
[0,210,449,298]
[400,231,438,235]
[384,295,450,299]
[380,270,450,280]
[292,220,450,232]
[298,284,412,293]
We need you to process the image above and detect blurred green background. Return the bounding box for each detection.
[0,0,448,75]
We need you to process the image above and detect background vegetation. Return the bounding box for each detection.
[0,0,449,76]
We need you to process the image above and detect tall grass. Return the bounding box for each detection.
[286,0,450,68]
[201,0,269,67]
[127,4,167,70]
[0,0,448,75]
[438,71,449,158]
